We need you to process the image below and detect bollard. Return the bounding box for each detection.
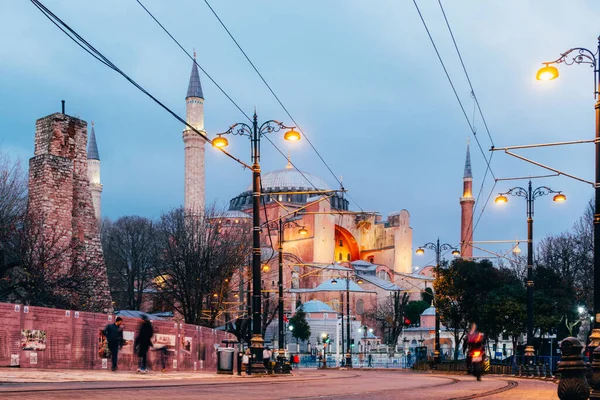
[557,337,590,400]
[590,342,600,399]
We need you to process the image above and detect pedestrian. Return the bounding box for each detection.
[263,346,272,371]
[104,317,125,371]
[293,353,300,369]
[134,314,154,373]
[242,348,251,375]
[368,353,373,367]
[152,344,169,372]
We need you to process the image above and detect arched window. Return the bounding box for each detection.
[339,240,343,247]
[368,256,374,264]
[338,253,343,261]
[356,298,364,315]
[346,253,351,261]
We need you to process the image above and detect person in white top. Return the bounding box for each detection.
[263,347,272,370]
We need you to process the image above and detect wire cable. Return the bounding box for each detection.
[30,0,250,169]
[411,0,496,183]
[201,0,364,212]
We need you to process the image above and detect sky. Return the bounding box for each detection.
[1,0,599,267]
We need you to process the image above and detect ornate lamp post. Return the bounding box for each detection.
[265,218,307,373]
[213,112,300,374]
[331,271,363,368]
[495,181,565,358]
[415,239,460,365]
[536,37,600,350]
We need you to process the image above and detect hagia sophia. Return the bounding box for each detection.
[85,57,477,356]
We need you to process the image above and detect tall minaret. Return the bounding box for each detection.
[183,51,206,214]
[460,140,475,258]
[87,121,102,221]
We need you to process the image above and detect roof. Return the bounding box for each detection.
[290,278,374,294]
[352,260,377,272]
[186,59,204,99]
[464,141,472,179]
[421,306,436,316]
[357,274,403,291]
[300,300,335,313]
[312,263,352,272]
[247,166,330,192]
[395,272,435,282]
[221,210,251,219]
[114,310,172,321]
[87,123,100,160]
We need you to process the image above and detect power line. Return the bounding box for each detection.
[201,0,364,212]
[411,0,496,183]
[30,0,250,169]
[437,0,495,148]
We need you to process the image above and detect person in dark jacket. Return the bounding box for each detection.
[134,314,154,373]
[104,317,124,371]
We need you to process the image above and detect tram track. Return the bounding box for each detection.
[447,379,518,400]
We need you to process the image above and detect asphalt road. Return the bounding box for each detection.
[0,370,559,400]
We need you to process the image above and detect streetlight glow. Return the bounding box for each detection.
[495,195,508,204]
[451,250,461,257]
[536,64,560,81]
[284,129,301,141]
[553,193,567,202]
[298,227,308,235]
[415,248,425,255]
[212,135,229,148]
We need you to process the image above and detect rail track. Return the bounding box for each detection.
[447,379,519,400]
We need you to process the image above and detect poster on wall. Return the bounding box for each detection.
[21,330,46,351]
[98,329,133,357]
[10,354,19,366]
[153,334,176,353]
[180,336,192,354]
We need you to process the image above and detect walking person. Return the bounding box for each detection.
[134,314,154,373]
[104,317,125,371]
[263,347,272,371]
[242,348,251,375]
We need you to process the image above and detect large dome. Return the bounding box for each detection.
[246,167,330,191]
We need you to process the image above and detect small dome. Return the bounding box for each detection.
[300,300,335,313]
[421,306,436,316]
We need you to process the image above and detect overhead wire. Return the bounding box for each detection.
[30,0,250,169]
[201,0,364,212]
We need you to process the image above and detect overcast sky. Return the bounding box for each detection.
[1,0,598,267]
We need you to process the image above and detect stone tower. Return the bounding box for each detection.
[28,112,112,311]
[460,140,475,258]
[87,122,102,221]
[183,53,206,214]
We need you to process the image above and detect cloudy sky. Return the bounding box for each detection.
[1,0,598,266]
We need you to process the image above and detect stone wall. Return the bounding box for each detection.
[28,113,112,312]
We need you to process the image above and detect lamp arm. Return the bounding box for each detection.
[532,186,561,199]
[217,122,253,138]
[545,47,597,68]
[439,243,456,252]
[420,242,438,251]
[258,120,295,136]
[502,187,528,198]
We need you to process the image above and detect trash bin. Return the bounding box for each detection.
[217,347,235,374]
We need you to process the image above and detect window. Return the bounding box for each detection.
[346,253,351,261]
[338,253,343,261]
[502,332,509,341]
[368,256,374,264]
[356,299,364,315]
[339,240,343,247]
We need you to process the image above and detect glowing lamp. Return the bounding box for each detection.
[213,293,218,298]
[331,278,338,285]
[512,244,521,255]
[356,278,364,284]
[451,250,460,257]
[284,129,301,141]
[212,135,229,148]
[536,64,559,81]
[262,264,270,272]
[495,195,508,204]
[415,248,425,255]
[299,227,308,235]
[553,193,567,202]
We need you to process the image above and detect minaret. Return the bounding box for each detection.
[87,121,102,221]
[460,140,475,258]
[183,51,206,214]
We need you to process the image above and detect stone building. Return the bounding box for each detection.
[28,112,112,311]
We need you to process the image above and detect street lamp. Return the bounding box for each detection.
[495,180,565,358]
[265,218,307,374]
[214,112,300,374]
[415,238,460,365]
[537,37,600,345]
[330,271,363,368]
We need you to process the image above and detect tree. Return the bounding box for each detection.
[366,292,409,348]
[290,305,311,344]
[153,207,251,326]
[421,287,434,305]
[405,300,429,326]
[0,151,27,299]
[102,216,157,310]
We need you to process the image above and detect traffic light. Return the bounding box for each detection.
[324,334,330,344]
[351,338,355,348]
[404,317,411,326]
